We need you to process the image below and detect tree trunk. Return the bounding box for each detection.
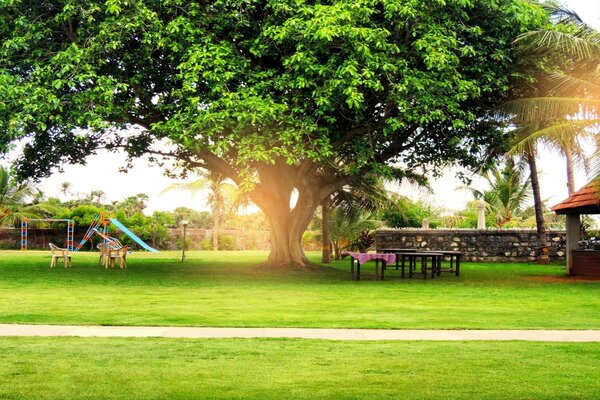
[526,150,549,264]
[264,211,311,267]
[250,163,331,268]
[321,197,331,263]
[212,207,219,251]
[564,146,576,196]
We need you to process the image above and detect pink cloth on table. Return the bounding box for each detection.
[344,252,396,265]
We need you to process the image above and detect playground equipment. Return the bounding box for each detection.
[20,218,75,251]
[74,213,159,253]
[110,218,159,253]
[21,213,159,253]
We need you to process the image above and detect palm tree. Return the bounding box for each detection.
[505,6,600,182]
[59,182,72,201]
[319,170,422,263]
[163,170,244,251]
[321,176,390,262]
[0,164,52,226]
[469,158,532,227]
[88,190,106,207]
[502,6,600,262]
[328,208,381,261]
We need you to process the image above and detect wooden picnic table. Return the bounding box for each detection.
[379,248,417,275]
[421,250,462,276]
[344,252,396,281]
[379,248,418,253]
[379,248,462,278]
[391,251,444,279]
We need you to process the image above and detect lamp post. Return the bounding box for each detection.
[181,220,189,262]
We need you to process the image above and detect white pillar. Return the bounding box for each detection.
[477,200,486,229]
[565,214,581,275]
[422,218,429,229]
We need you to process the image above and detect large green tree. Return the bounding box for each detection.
[0,0,548,266]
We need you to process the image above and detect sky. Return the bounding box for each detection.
[5,0,600,215]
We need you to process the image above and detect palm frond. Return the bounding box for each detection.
[508,119,600,156]
[546,71,600,99]
[161,179,208,196]
[502,97,600,124]
[544,4,583,26]
[516,29,600,61]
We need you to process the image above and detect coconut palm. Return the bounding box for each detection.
[502,6,600,263]
[328,208,382,261]
[505,6,600,180]
[320,175,390,262]
[163,170,244,251]
[0,164,53,226]
[59,182,72,201]
[469,158,532,227]
[87,190,106,207]
[320,168,426,262]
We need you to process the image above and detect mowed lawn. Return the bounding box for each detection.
[2,250,600,399]
[0,250,598,329]
[0,337,599,399]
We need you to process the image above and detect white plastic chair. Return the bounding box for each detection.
[49,243,71,268]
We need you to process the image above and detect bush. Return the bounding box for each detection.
[302,231,321,251]
[200,234,237,250]
[218,234,237,250]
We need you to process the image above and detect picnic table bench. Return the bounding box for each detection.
[379,248,463,278]
[344,252,396,281]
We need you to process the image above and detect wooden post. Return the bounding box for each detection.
[565,214,581,275]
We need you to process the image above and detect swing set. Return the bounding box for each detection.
[20,214,116,252]
[21,213,159,253]
[20,218,75,251]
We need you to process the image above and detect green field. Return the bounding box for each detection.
[0,250,598,329]
[2,250,600,399]
[1,337,599,399]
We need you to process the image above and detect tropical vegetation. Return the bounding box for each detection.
[506,6,600,164]
[0,165,57,226]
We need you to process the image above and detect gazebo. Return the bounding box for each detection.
[552,181,600,277]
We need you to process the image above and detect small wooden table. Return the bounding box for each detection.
[392,252,443,279]
[422,250,462,276]
[344,252,396,281]
[379,248,417,273]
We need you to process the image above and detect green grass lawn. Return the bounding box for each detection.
[0,250,598,329]
[2,250,600,399]
[1,337,599,399]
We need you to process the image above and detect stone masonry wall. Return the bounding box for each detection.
[376,229,567,262]
[0,228,274,251]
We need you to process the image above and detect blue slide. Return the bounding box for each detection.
[110,218,160,253]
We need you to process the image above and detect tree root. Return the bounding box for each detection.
[253,260,325,272]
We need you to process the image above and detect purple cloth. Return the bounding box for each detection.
[344,252,396,265]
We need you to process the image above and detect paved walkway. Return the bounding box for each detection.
[1,324,600,341]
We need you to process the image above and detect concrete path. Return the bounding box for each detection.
[1,324,600,341]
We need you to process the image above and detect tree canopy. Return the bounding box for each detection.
[0,0,549,266]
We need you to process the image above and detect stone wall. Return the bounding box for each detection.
[0,228,20,249]
[167,228,272,250]
[0,228,75,250]
[0,228,274,251]
[376,229,567,262]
